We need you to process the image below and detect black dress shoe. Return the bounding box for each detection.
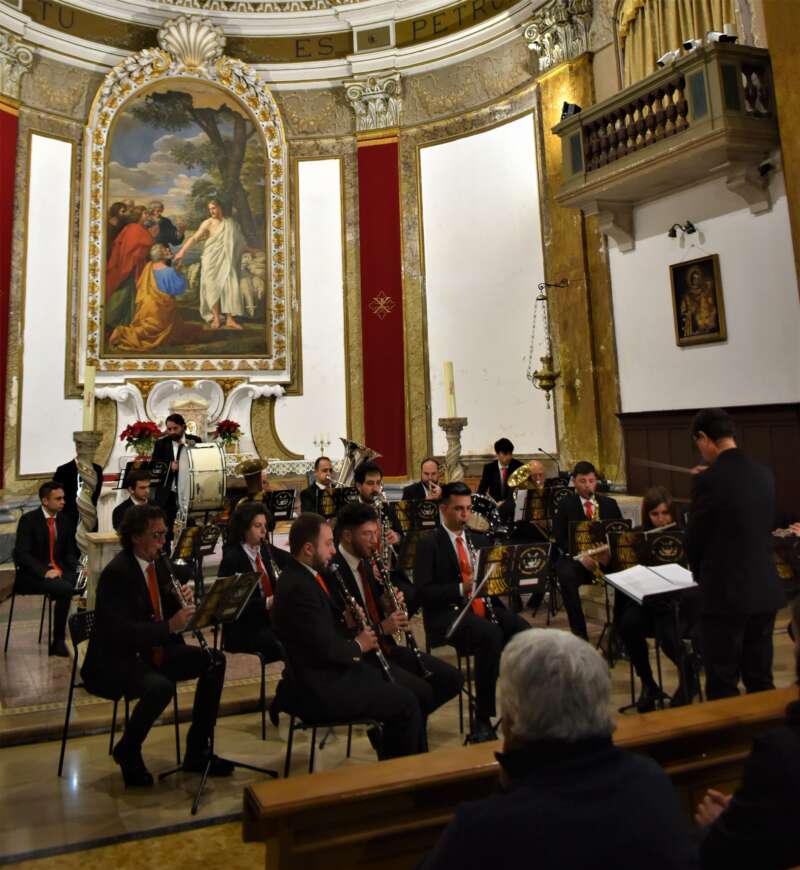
[466,722,497,744]
[182,752,235,777]
[636,683,661,713]
[366,726,385,759]
[49,640,70,658]
[112,741,154,788]
[268,698,280,729]
[671,671,699,708]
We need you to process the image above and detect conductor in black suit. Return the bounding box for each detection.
[552,461,623,640]
[272,513,424,760]
[333,502,462,746]
[478,438,522,523]
[53,457,103,531]
[401,457,442,502]
[151,413,201,535]
[217,501,288,663]
[686,408,784,700]
[299,456,336,516]
[13,481,78,656]
[81,504,231,787]
[112,468,151,531]
[413,482,529,743]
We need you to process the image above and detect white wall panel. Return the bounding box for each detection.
[420,114,556,456]
[273,159,347,458]
[19,134,82,476]
[609,173,800,413]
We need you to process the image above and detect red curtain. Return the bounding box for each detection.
[0,107,18,489]
[356,140,407,476]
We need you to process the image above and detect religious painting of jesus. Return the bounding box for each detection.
[102,81,270,358]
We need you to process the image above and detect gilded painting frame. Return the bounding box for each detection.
[77,35,290,381]
[669,253,727,347]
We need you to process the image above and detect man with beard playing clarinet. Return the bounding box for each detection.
[334,502,462,749]
[272,513,424,760]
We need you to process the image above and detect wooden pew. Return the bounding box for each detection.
[243,687,796,870]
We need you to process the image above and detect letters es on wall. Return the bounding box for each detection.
[79,23,290,379]
[669,254,727,347]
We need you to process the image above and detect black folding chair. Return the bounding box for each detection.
[4,576,53,653]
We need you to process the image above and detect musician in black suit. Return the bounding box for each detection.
[478,438,523,524]
[552,461,623,641]
[299,455,336,516]
[81,505,231,787]
[112,468,152,531]
[272,513,424,760]
[333,503,462,745]
[401,457,442,502]
[414,482,529,743]
[217,501,288,662]
[53,457,103,531]
[151,413,201,536]
[13,481,78,656]
[686,408,784,700]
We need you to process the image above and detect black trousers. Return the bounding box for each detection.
[387,645,463,719]
[122,645,226,757]
[449,606,529,724]
[616,597,680,687]
[700,611,777,700]
[555,558,594,640]
[223,622,285,663]
[16,572,76,643]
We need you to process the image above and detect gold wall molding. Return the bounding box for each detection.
[250,395,303,460]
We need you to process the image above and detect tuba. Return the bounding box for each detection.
[334,437,382,488]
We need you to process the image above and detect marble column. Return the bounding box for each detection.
[74,430,103,561]
[438,417,467,483]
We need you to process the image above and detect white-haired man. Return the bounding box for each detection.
[420,629,700,870]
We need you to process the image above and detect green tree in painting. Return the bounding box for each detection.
[130,90,264,243]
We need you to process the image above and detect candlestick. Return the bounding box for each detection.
[443,361,457,417]
[82,364,96,431]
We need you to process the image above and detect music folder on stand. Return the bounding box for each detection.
[159,571,279,815]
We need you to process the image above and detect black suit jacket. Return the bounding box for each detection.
[552,492,623,556]
[413,526,491,646]
[151,434,201,503]
[217,541,289,640]
[686,448,784,617]
[14,508,78,586]
[272,557,363,704]
[331,548,395,644]
[81,549,182,696]
[53,459,103,529]
[419,739,699,870]
[700,700,800,870]
[112,497,135,532]
[299,484,327,515]
[478,458,523,502]
[401,481,429,502]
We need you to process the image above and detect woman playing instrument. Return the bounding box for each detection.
[615,487,699,712]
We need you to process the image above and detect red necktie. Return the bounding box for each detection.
[456,535,485,619]
[501,466,508,488]
[584,500,594,520]
[47,517,61,575]
[314,572,330,597]
[146,563,164,666]
[357,561,381,626]
[255,552,273,600]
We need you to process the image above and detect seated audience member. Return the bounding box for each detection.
[420,629,700,870]
[112,468,152,531]
[217,501,288,663]
[13,481,78,657]
[694,594,800,870]
[615,486,699,710]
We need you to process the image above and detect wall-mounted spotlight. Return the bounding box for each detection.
[706,31,738,44]
[667,221,697,239]
[656,49,681,67]
[561,102,582,120]
[682,37,702,51]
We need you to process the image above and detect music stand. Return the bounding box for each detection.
[266,489,295,522]
[393,499,440,534]
[475,543,552,601]
[159,571,278,815]
[116,459,170,490]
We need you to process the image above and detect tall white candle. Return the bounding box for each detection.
[82,364,96,431]
[444,361,457,417]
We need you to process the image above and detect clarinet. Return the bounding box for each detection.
[374,491,398,567]
[330,562,395,683]
[466,533,498,624]
[158,553,213,659]
[371,553,432,680]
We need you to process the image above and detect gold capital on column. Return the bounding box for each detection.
[0,29,34,104]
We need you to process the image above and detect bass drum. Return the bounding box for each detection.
[467,493,502,535]
[177,443,226,516]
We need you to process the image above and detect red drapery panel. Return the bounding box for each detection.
[356,140,407,476]
[0,107,18,489]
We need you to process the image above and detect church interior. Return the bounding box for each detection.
[1,0,799,867]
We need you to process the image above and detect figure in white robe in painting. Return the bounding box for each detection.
[174,198,249,330]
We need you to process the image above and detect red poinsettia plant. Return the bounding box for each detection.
[211,419,242,446]
[119,420,163,457]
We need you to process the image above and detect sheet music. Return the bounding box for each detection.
[603,563,697,605]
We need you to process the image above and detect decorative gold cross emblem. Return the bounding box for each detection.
[368,291,396,320]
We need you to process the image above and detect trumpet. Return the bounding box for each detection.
[158,553,212,658]
[330,562,394,683]
[371,553,432,680]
